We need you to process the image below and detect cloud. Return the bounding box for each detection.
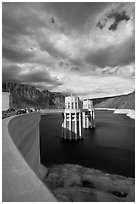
[53,70,134,99]
[2,64,63,89]
[20,69,61,84]
[2,64,22,82]
[70,66,83,73]
[96,2,134,30]
[39,37,67,59]
[100,64,135,78]
[85,32,134,68]
[2,46,34,63]
[108,11,130,31]
[97,10,130,31]
[2,2,135,98]
[2,2,50,37]
[43,2,110,32]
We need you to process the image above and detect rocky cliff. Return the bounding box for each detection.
[93,91,135,109]
[2,82,66,109]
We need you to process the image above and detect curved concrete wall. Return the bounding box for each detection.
[2,112,57,202]
[8,112,46,179]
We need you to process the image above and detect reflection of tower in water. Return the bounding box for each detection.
[62,96,95,140]
[62,96,83,140]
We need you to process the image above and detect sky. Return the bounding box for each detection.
[2,2,135,99]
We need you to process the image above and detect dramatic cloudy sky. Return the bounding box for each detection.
[2,2,135,99]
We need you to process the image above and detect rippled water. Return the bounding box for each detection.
[40,110,135,178]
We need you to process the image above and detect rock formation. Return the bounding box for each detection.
[2,82,66,109]
[44,164,135,202]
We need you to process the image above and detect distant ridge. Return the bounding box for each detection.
[93,91,135,110]
[2,82,135,110]
[2,82,66,109]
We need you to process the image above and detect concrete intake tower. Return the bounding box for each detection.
[62,96,83,140]
[62,96,95,140]
[83,99,95,128]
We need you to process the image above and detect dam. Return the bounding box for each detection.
[2,109,135,201]
[2,112,57,202]
[2,93,134,201]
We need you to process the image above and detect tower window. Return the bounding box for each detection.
[72,102,74,109]
[75,102,78,109]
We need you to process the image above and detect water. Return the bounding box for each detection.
[40,110,135,178]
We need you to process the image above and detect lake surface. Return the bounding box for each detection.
[40,110,135,178]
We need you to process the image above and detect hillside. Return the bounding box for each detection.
[93,91,135,109]
[2,82,135,110]
[92,96,117,106]
[2,82,66,109]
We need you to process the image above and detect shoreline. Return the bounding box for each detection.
[113,109,135,119]
[41,108,135,120]
[95,108,135,119]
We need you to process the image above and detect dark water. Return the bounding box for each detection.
[40,110,135,178]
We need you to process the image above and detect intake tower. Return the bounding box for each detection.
[62,95,83,140]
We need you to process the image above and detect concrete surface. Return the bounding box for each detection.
[2,92,10,110]
[2,112,57,202]
[41,109,64,114]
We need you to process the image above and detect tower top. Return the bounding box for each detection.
[65,95,81,110]
[83,99,93,110]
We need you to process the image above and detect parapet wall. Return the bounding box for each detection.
[8,112,46,178]
[2,112,57,202]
